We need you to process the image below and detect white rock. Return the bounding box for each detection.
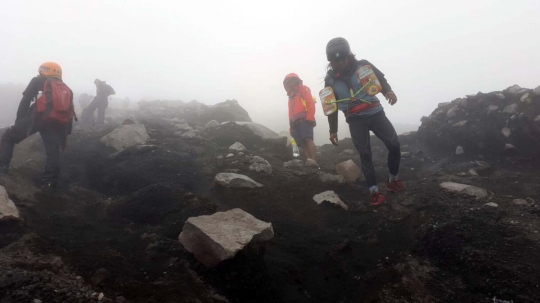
[318,172,347,184]
[340,149,355,156]
[335,160,362,182]
[178,208,274,268]
[456,146,464,155]
[484,202,498,208]
[229,142,247,152]
[520,93,531,103]
[100,120,150,151]
[0,186,19,221]
[507,84,522,94]
[283,159,304,168]
[496,93,506,100]
[98,293,104,301]
[503,103,519,114]
[181,129,203,139]
[447,106,460,118]
[487,105,499,115]
[504,143,517,151]
[205,120,220,128]
[440,182,489,198]
[401,152,411,158]
[215,173,263,188]
[468,169,479,176]
[226,153,234,158]
[33,300,42,303]
[534,115,540,122]
[453,120,468,127]
[174,123,192,131]
[501,127,511,138]
[313,191,348,210]
[512,199,530,206]
[249,156,272,174]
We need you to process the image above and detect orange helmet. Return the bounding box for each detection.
[38,62,62,79]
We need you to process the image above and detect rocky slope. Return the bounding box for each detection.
[0,86,539,303]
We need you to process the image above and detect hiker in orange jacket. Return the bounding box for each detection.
[283,73,318,166]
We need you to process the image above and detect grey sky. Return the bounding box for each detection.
[1,0,539,142]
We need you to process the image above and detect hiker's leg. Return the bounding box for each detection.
[349,116,377,188]
[370,111,401,177]
[97,99,108,124]
[0,115,36,168]
[304,138,317,161]
[39,126,62,185]
[83,98,99,123]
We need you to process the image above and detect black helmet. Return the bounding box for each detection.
[326,37,351,61]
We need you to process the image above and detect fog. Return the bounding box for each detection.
[1,0,539,144]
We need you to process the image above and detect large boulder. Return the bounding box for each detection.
[0,185,19,221]
[336,160,362,182]
[178,208,274,268]
[249,156,272,174]
[100,120,150,151]
[215,173,263,188]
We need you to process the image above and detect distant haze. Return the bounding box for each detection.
[1,0,539,144]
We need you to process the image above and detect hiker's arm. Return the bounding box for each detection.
[304,87,316,123]
[16,78,40,120]
[366,60,392,95]
[328,110,338,134]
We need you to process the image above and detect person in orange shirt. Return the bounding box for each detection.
[283,73,318,166]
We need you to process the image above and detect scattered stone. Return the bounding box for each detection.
[504,143,517,151]
[100,120,150,151]
[456,172,468,177]
[468,169,479,176]
[313,191,348,210]
[215,173,263,188]
[453,120,468,127]
[90,268,110,286]
[507,84,522,94]
[98,293,104,301]
[226,153,234,158]
[496,93,505,100]
[520,93,531,103]
[34,300,42,303]
[283,159,304,168]
[238,152,244,156]
[249,156,272,174]
[447,106,460,118]
[501,127,512,138]
[205,120,220,128]
[229,142,247,152]
[401,152,411,158]
[174,123,192,131]
[217,155,223,160]
[484,202,498,208]
[178,208,274,268]
[456,146,464,155]
[181,129,203,139]
[440,182,489,198]
[486,105,500,115]
[0,185,19,221]
[336,160,362,182]
[502,103,519,114]
[512,199,530,206]
[340,149,355,156]
[534,115,540,122]
[318,172,347,184]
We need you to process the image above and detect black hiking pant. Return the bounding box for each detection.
[348,110,401,188]
[82,96,108,125]
[0,113,65,184]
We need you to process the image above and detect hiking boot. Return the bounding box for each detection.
[305,158,319,168]
[371,191,386,206]
[386,179,404,193]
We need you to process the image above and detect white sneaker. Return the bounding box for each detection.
[305,158,319,168]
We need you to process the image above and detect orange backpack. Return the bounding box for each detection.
[36,79,75,124]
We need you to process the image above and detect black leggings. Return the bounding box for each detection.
[348,111,401,188]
